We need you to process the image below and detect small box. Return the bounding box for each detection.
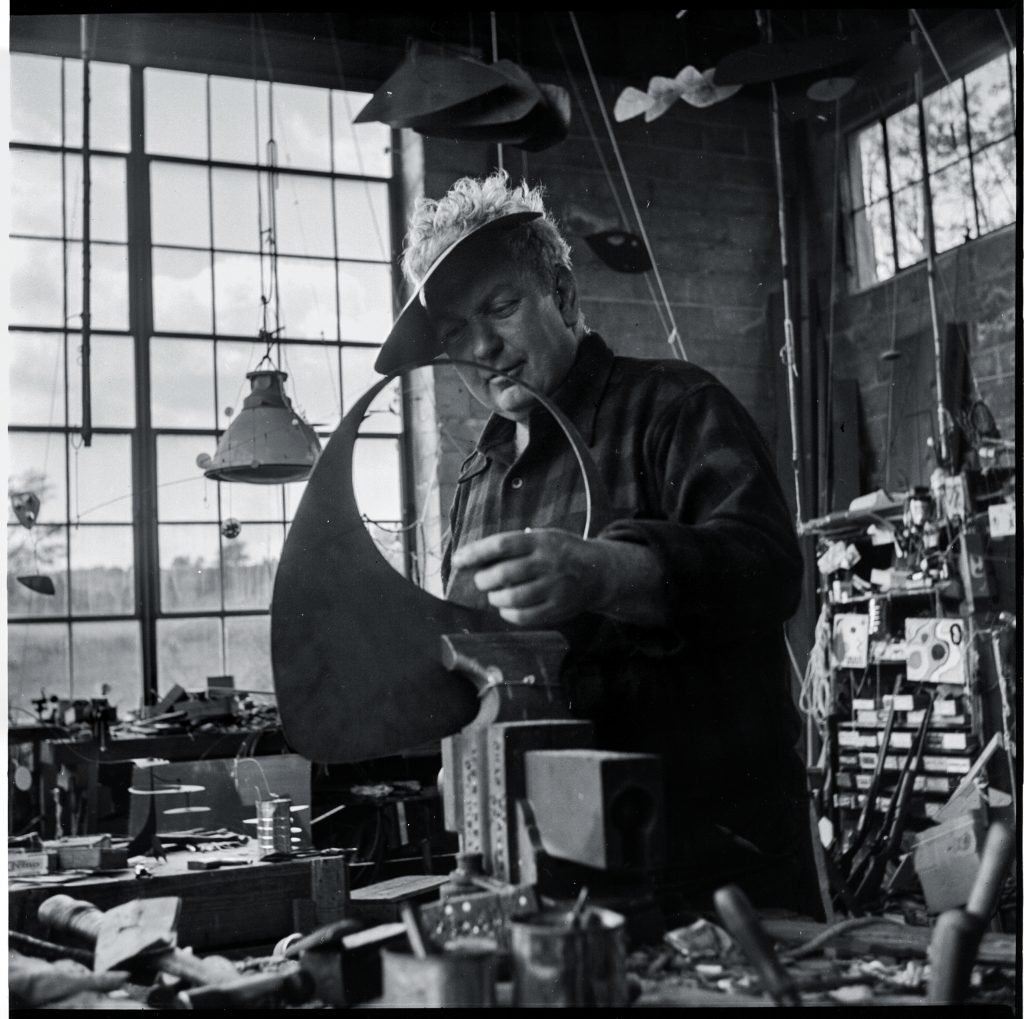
[9,851,55,876]
[913,811,987,913]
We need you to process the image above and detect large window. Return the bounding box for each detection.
[848,47,1016,288]
[8,50,402,717]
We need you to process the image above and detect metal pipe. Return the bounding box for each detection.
[80,14,93,447]
[910,13,950,468]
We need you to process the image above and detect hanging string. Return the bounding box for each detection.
[546,15,671,338]
[490,10,504,173]
[821,95,842,514]
[567,11,685,360]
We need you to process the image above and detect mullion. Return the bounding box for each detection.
[960,77,981,239]
[149,149,389,183]
[879,116,900,275]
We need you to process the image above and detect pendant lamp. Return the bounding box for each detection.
[198,364,321,484]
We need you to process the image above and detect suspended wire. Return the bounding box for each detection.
[490,10,504,174]
[545,15,671,337]
[821,95,843,514]
[567,10,686,359]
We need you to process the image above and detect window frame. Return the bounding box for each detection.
[8,45,410,710]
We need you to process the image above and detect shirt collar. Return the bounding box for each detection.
[474,332,615,455]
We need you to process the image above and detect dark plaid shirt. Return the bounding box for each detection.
[442,333,809,879]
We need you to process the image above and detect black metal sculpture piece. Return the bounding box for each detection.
[271,361,610,763]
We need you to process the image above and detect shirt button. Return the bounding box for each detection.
[510,477,524,490]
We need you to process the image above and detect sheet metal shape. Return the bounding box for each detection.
[271,361,610,764]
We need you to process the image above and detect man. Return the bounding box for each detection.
[375,171,822,919]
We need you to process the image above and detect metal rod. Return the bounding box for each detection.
[762,10,803,526]
[80,14,93,448]
[910,13,950,468]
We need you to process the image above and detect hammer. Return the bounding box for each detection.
[38,894,239,988]
[927,821,1015,1004]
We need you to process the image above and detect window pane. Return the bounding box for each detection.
[151,338,216,428]
[159,524,222,612]
[145,67,208,159]
[276,257,337,340]
[10,52,62,146]
[213,251,263,336]
[225,615,273,692]
[8,525,68,618]
[353,437,402,520]
[975,138,1016,234]
[151,162,211,247]
[156,616,223,695]
[67,333,136,429]
[335,179,390,261]
[69,434,133,524]
[338,262,394,342]
[66,242,130,332]
[8,332,66,427]
[333,90,392,178]
[276,174,334,257]
[211,75,264,164]
[70,621,142,709]
[852,201,894,285]
[366,520,406,577]
[222,522,282,610]
[279,342,341,433]
[342,345,402,434]
[153,247,213,334]
[11,149,63,237]
[9,238,64,327]
[216,339,266,420]
[157,435,219,522]
[9,431,68,525]
[216,475,286,524]
[853,123,887,208]
[270,82,330,171]
[284,478,308,522]
[69,525,135,615]
[923,80,969,173]
[966,54,1015,149]
[65,155,129,243]
[930,159,975,253]
[64,60,131,152]
[887,105,922,191]
[211,168,261,252]
[9,624,71,717]
[892,183,925,268]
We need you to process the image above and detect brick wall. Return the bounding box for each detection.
[398,67,786,579]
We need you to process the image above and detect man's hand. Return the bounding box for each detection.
[451,528,602,626]
[451,528,671,629]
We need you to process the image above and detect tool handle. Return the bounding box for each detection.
[927,908,982,1004]
[38,894,105,945]
[713,884,800,1006]
[966,821,1015,922]
[150,946,240,987]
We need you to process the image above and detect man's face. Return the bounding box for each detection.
[423,239,580,422]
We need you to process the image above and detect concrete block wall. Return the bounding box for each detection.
[395,67,785,567]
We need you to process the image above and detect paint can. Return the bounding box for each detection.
[256,796,292,858]
[510,905,627,1007]
[381,943,498,1006]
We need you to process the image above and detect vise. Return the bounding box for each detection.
[438,631,666,891]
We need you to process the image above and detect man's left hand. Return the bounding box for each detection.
[451,528,605,626]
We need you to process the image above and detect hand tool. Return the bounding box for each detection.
[38,894,239,987]
[927,821,1015,1004]
[713,884,801,1006]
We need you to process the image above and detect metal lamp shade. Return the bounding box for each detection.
[202,369,321,484]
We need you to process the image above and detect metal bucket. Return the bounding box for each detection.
[381,944,498,1007]
[510,906,627,1007]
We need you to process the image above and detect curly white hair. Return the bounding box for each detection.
[401,170,574,291]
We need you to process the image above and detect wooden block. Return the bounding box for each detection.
[311,854,350,925]
[349,874,448,924]
[524,749,666,871]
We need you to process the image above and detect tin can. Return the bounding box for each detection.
[510,906,627,1007]
[256,796,292,858]
[381,944,497,1006]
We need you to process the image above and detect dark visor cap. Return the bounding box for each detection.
[374,210,542,375]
